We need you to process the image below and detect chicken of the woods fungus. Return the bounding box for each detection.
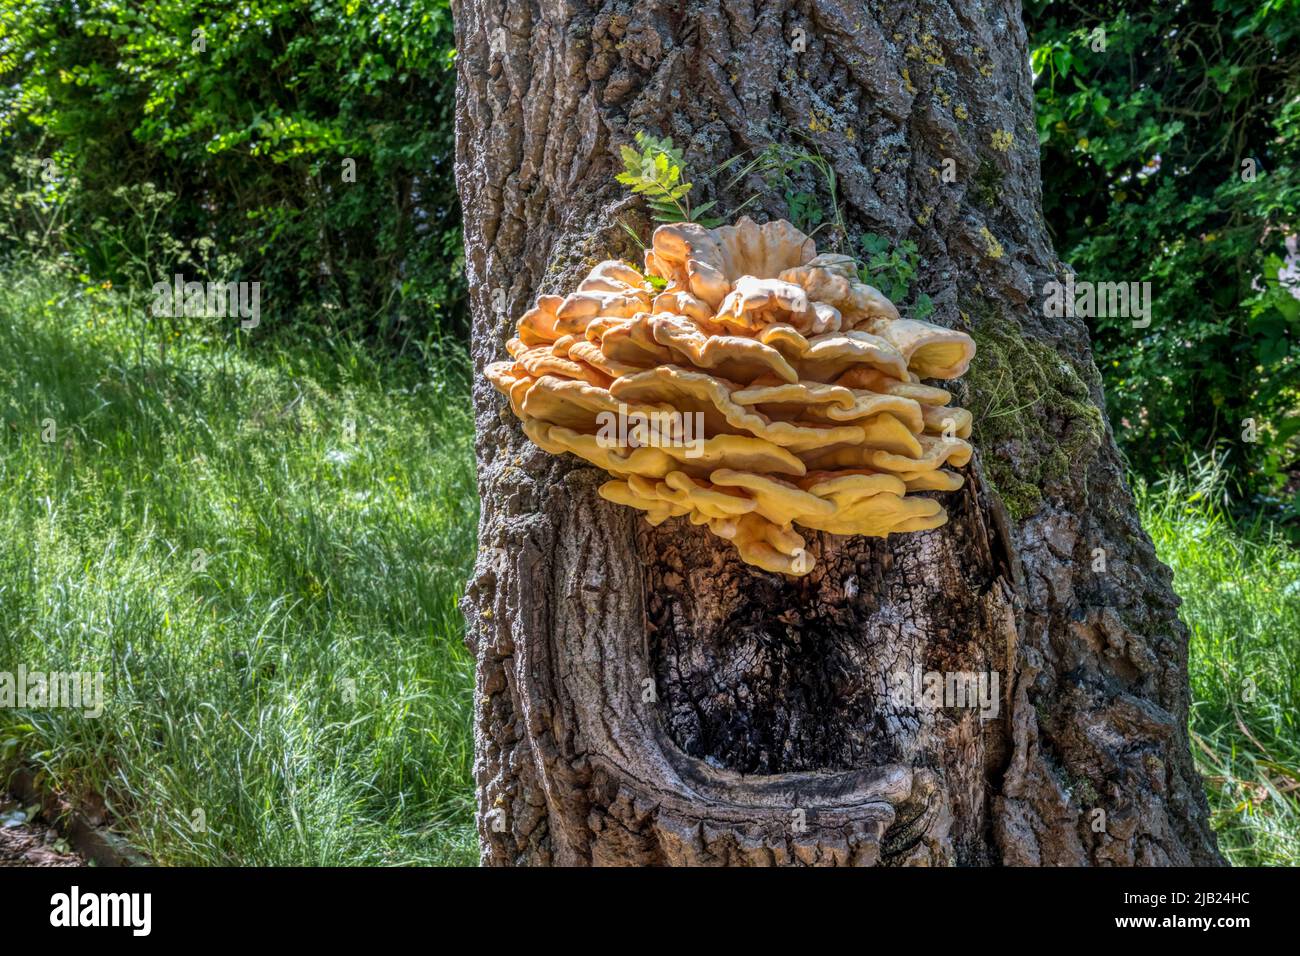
[484,217,977,576]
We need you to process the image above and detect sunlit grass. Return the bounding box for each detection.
[0,267,478,865]
[1137,457,1300,866]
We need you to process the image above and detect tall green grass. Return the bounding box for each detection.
[1138,459,1300,866]
[0,267,479,864]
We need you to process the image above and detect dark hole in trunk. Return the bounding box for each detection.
[641,482,1001,776]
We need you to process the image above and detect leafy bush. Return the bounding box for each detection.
[1027,0,1300,520]
[0,0,464,343]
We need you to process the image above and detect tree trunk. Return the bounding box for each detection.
[452,0,1223,866]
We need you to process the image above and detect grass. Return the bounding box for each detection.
[0,265,1296,866]
[1138,459,1300,866]
[0,265,479,865]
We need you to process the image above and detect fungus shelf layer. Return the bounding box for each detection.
[485,217,976,575]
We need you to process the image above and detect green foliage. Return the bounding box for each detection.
[719,140,845,244]
[0,152,79,260]
[857,234,915,302]
[627,133,936,318]
[0,265,477,864]
[616,132,719,225]
[858,233,933,317]
[0,0,463,343]
[721,139,938,318]
[1027,0,1300,521]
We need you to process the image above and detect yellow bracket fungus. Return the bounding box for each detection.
[484,216,977,576]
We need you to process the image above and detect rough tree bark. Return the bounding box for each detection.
[452,0,1223,866]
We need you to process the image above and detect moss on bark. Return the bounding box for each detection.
[966,316,1105,521]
